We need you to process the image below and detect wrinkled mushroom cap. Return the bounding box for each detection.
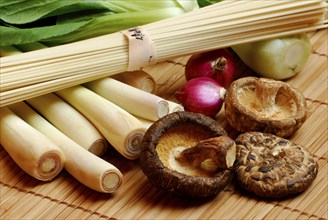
[224,77,307,137]
[233,132,318,198]
[140,111,232,197]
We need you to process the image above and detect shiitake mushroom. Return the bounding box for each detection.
[224,77,307,137]
[139,111,233,198]
[233,132,318,198]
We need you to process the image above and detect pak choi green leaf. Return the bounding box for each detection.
[45,7,186,45]
[0,0,198,46]
[0,21,90,46]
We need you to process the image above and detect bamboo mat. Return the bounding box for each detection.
[0,29,327,220]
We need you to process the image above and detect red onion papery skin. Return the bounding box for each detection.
[185,49,236,88]
[175,77,226,117]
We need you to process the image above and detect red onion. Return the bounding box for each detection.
[185,49,237,88]
[175,77,226,117]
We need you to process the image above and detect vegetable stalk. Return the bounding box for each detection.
[134,100,184,130]
[84,77,169,121]
[27,93,109,156]
[231,33,312,79]
[0,106,65,181]
[135,116,154,129]
[167,100,185,113]
[1,45,109,156]
[56,85,147,160]
[0,0,197,46]
[111,70,157,94]
[0,44,145,159]
[9,102,123,193]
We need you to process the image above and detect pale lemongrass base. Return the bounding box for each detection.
[89,139,109,156]
[102,171,123,193]
[140,77,157,94]
[156,100,170,118]
[124,130,146,160]
[37,151,64,180]
[167,100,184,113]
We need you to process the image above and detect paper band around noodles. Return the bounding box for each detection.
[121,27,157,71]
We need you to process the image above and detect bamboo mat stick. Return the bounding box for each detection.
[0,0,327,107]
[297,179,327,214]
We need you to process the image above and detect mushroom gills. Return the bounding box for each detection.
[156,124,214,175]
[237,85,297,120]
[224,77,307,137]
[140,111,232,197]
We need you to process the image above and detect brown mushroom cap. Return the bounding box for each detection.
[140,111,232,197]
[233,132,318,198]
[224,77,307,137]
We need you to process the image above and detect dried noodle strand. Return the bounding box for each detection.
[0,0,327,107]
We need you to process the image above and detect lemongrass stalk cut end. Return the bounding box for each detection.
[1,106,65,181]
[36,150,64,181]
[124,129,146,160]
[89,139,109,156]
[140,77,157,94]
[167,100,185,113]
[111,70,157,94]
[102,170,123,193]
[157,100,170,118]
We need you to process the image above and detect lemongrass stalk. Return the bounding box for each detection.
[27,93,109,156]
[135,116,154,129]
[0,106,65,181]
[111,70,157,94]
[56,85,147,160]
[167,100,184,113]
[9,102,123,193]
[1,46,109,156]
[84,77,169,121]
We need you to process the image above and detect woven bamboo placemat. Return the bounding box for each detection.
[0,29,327,220]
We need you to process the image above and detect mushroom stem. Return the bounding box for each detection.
[255,78,281,113]
[175,136,236,170]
